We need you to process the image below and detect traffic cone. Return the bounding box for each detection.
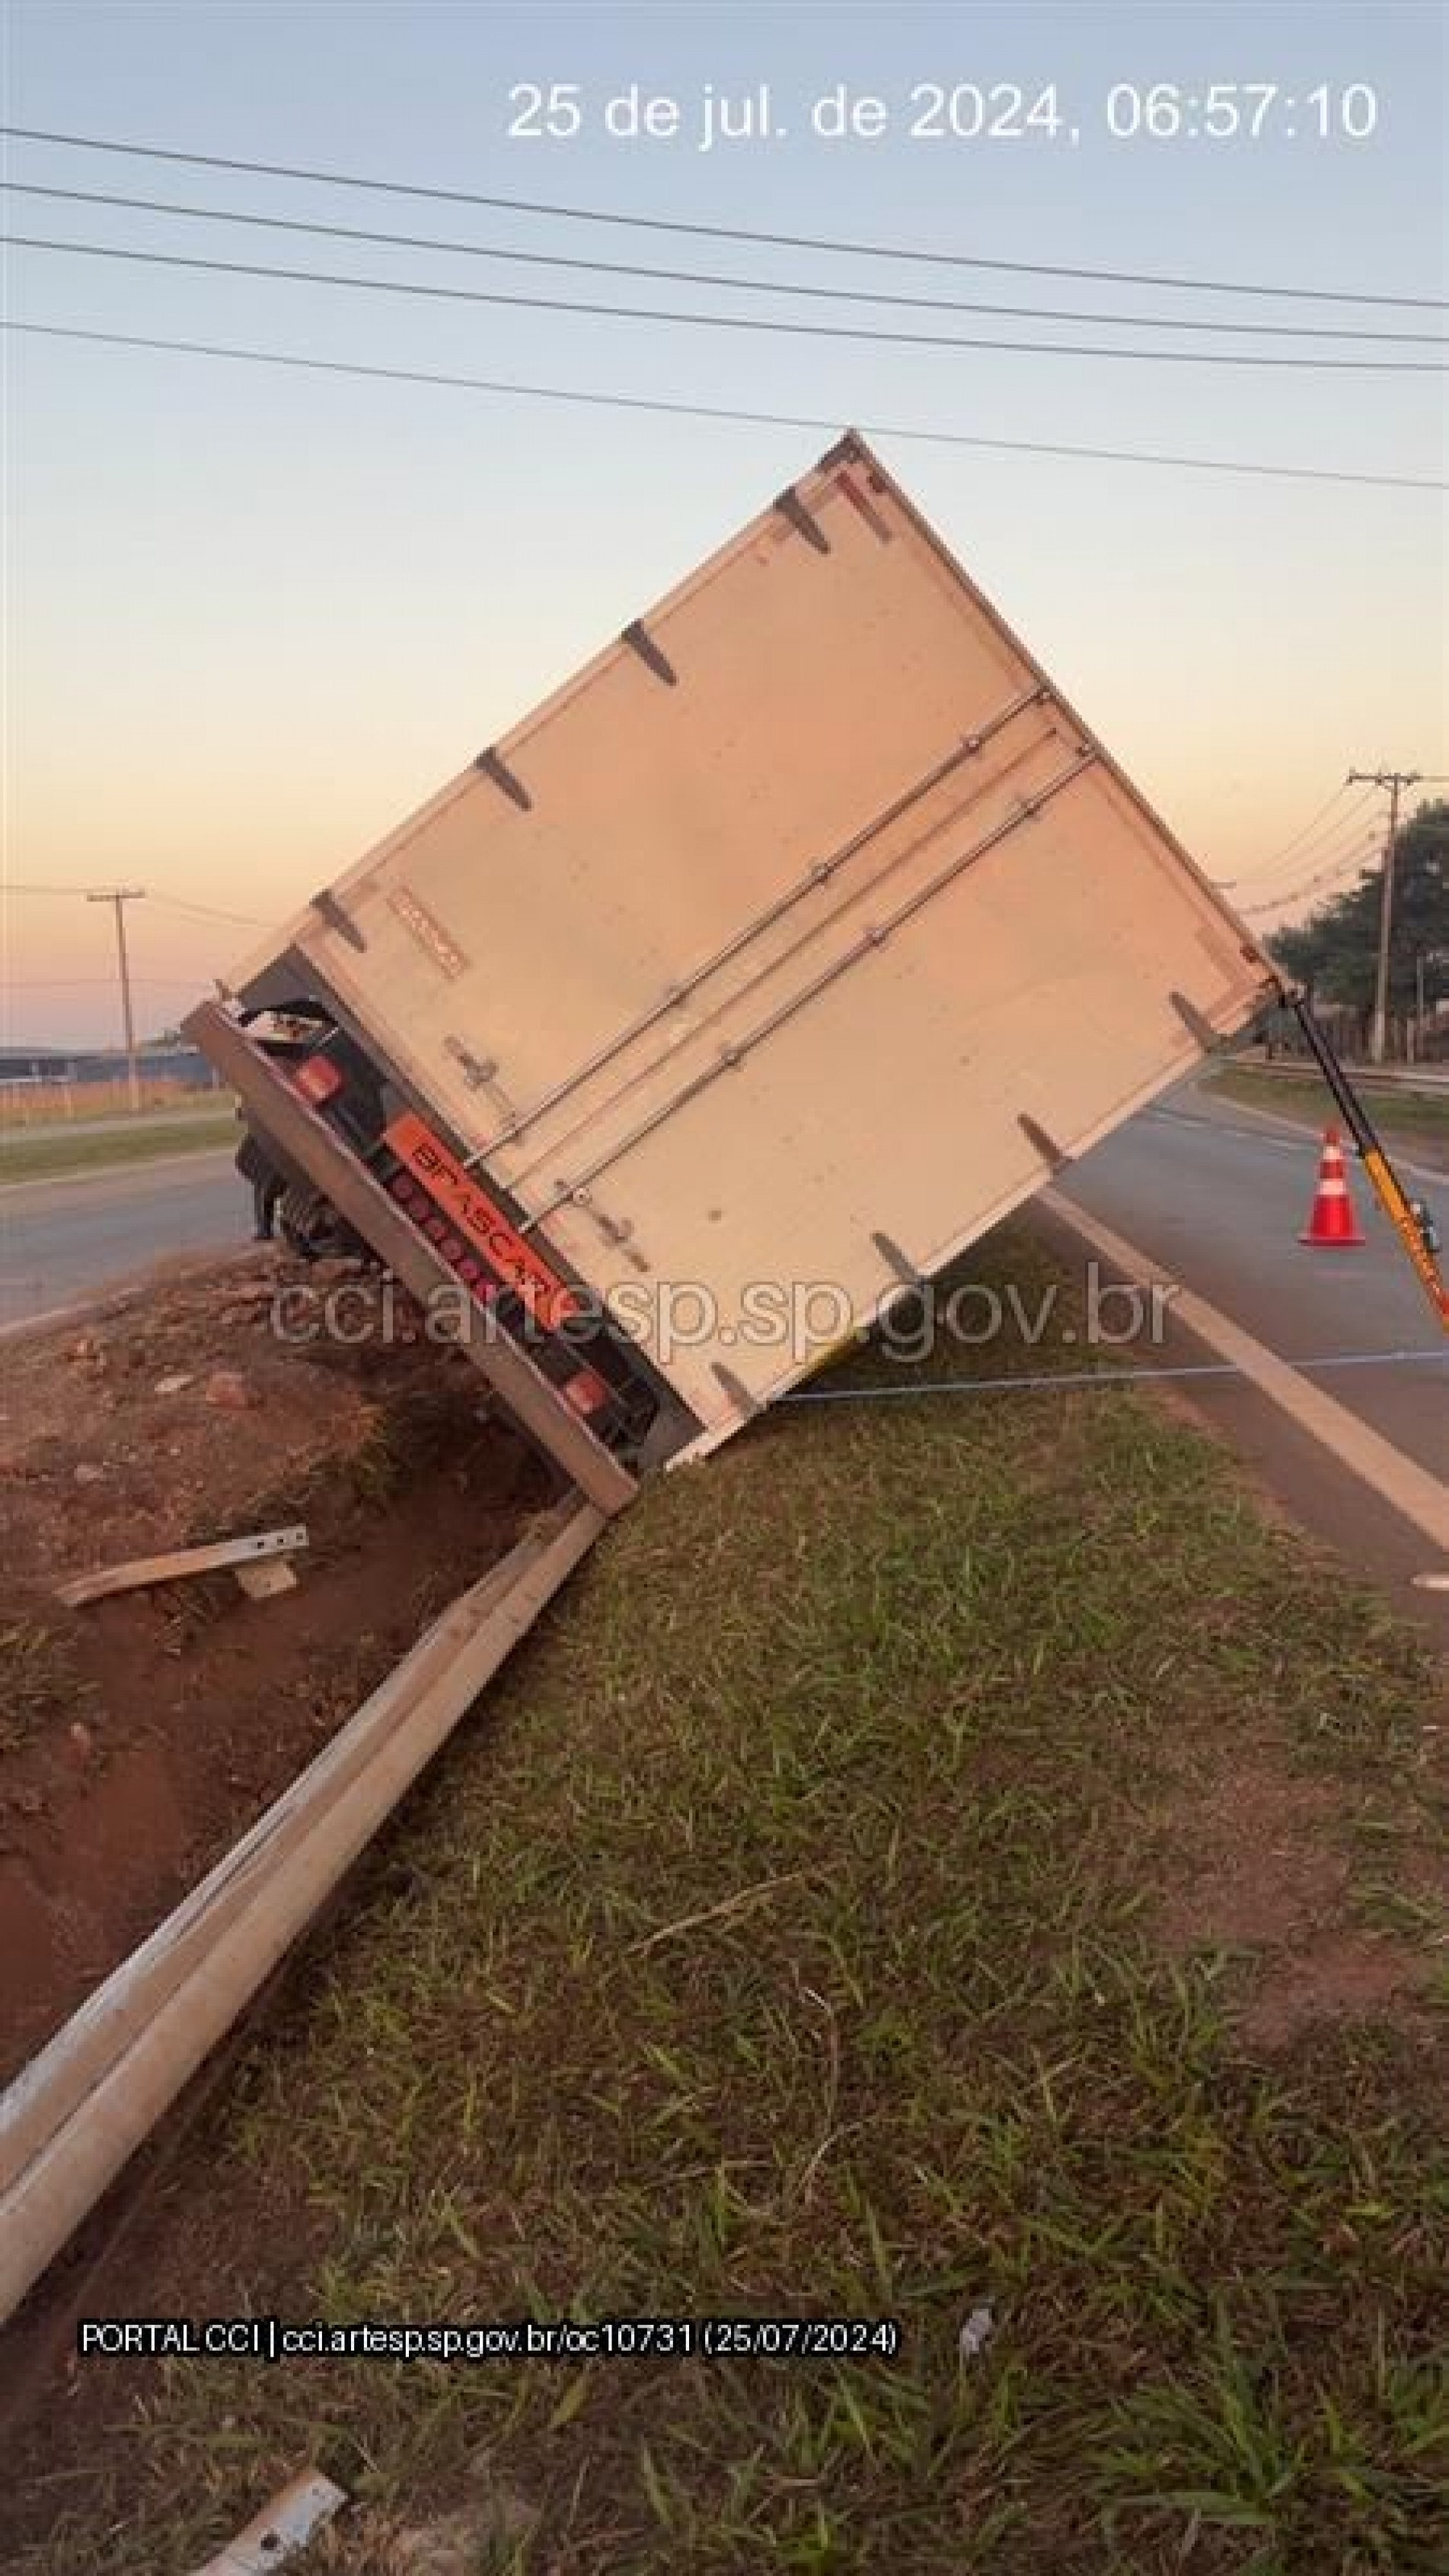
[1300,1126,1365,1247]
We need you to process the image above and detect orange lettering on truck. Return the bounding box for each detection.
[384,1111,581,1328]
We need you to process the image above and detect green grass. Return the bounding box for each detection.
[0,1110,239,1185]
[1207,1065,1449,1165]
[8,1228,1446,2574]
[0,1618,94,1752]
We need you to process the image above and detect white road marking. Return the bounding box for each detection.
[1145,1099,1443,1188]
[1147,1108,1307,1153]
[1042,1188,1449,1554]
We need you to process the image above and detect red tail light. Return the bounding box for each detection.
[563,1367,611,1417]
[296,1054,343,1105]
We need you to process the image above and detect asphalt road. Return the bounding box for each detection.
[0,1150,245,1327]
[1064,1091,1446,1481]
[1054,1084,1447,1637]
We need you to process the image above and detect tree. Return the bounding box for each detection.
[1270,799,1448,1013]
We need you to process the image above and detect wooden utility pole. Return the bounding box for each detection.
[1346,770,1420,1065]
[85,888,146,1111]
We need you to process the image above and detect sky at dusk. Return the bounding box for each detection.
[2,0,1445,1050]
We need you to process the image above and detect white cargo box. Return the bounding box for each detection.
[226,434,1271,1453]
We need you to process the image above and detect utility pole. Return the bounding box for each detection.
[85,888,146,1111]
[1346,769,1420,1066]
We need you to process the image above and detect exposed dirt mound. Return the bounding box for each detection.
[0,1255,553,2081]
[1157,1748,1435,2048]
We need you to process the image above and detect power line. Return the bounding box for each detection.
[150,894,268,926]
[1243,786,1387,883]
[1224,787,1387,889]
[5,881,267,925]
[1242,788,1442,916]
[10,233,1447,372]
[9,320,1442,495]
[1237,855,1371,917]
[4,123,1444,312]
[1,972,209,987]
[1237,839,1380,917]
[5,180,1444,348]
[1278,809,1387,878]
[1240,865,1371,926]
[1250,811,1389,895]
[1244,781,1355,878]
[1294,793,1392,860]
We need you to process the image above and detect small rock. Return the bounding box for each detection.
[153,1372,196,1397]
[958,2302,995,2361]
[12,1787,45,1819]
[66,1337,97,1363]
[66,1720,94,1768]
[391,2496,535,2575]
[203,1369,252,1411]
[72,1462,106,1486]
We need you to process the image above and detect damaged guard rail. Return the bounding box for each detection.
[0,1490,605,2324]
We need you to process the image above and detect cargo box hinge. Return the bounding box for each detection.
[1169,990,1221,1053]
[621,620,678,687]
[871,1231,924,1290]
[474,747,533,811]
[712,1363,761,1417]
[308,890,365,951]
[774,486,831,554]
[817,429,867,473]
[1017,1114,1071,1174]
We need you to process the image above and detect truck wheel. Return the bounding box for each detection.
[279,1183,341,1261]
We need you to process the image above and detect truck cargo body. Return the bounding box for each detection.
[191,432,1275,1481]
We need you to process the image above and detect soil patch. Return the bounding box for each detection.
[0,1255,552,2081]
[1157,1749,1435,2048]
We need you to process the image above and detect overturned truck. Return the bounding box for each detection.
[188,432,1277,1510]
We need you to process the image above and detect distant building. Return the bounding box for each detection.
[0,1043,218,1090]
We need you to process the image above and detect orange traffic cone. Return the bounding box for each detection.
[1300,1126,1365,1247]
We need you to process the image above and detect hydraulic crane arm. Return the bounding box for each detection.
[1284,990,1449,1333]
